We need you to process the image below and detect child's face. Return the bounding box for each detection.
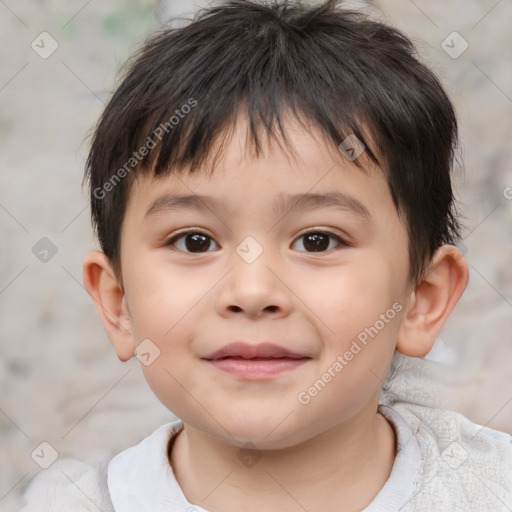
[118,114,412,449]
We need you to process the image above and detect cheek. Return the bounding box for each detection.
[126,259,201,339]
[313,258,397,332]
[311,257,402,380]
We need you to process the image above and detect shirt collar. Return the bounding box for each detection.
[108,419,209,512]
[108,407,420,512]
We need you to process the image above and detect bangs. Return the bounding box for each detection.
[113,10,384,183]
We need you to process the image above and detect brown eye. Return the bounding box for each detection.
[293,231,346,252]
[166,231,219,253]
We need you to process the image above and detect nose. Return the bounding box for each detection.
[214,242,293,320]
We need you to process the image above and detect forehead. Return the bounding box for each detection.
[123,113,398,231]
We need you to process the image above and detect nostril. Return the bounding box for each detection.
[227,305,278,313]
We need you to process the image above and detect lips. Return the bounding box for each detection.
[203,342,309,361]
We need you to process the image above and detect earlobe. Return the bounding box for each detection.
[396,244,469,358]
[82,251,135,362]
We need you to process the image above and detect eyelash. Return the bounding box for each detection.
[164,229,349,254]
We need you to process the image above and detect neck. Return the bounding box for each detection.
[170,401,396,512]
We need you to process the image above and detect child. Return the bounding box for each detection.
[19,0,512,510]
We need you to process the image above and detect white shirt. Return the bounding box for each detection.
[107,405,422,512]
[18,402,512,512]
[106,401,512,511]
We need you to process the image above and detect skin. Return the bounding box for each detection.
[83,112,468,512]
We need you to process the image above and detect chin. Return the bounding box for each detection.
[217,414,309,450]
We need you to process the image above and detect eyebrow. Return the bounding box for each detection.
[145,191,373,223]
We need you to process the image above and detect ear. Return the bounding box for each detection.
[396,244,469,357]
[82,250,135,361]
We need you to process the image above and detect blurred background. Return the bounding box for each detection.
[1,0,511,509]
